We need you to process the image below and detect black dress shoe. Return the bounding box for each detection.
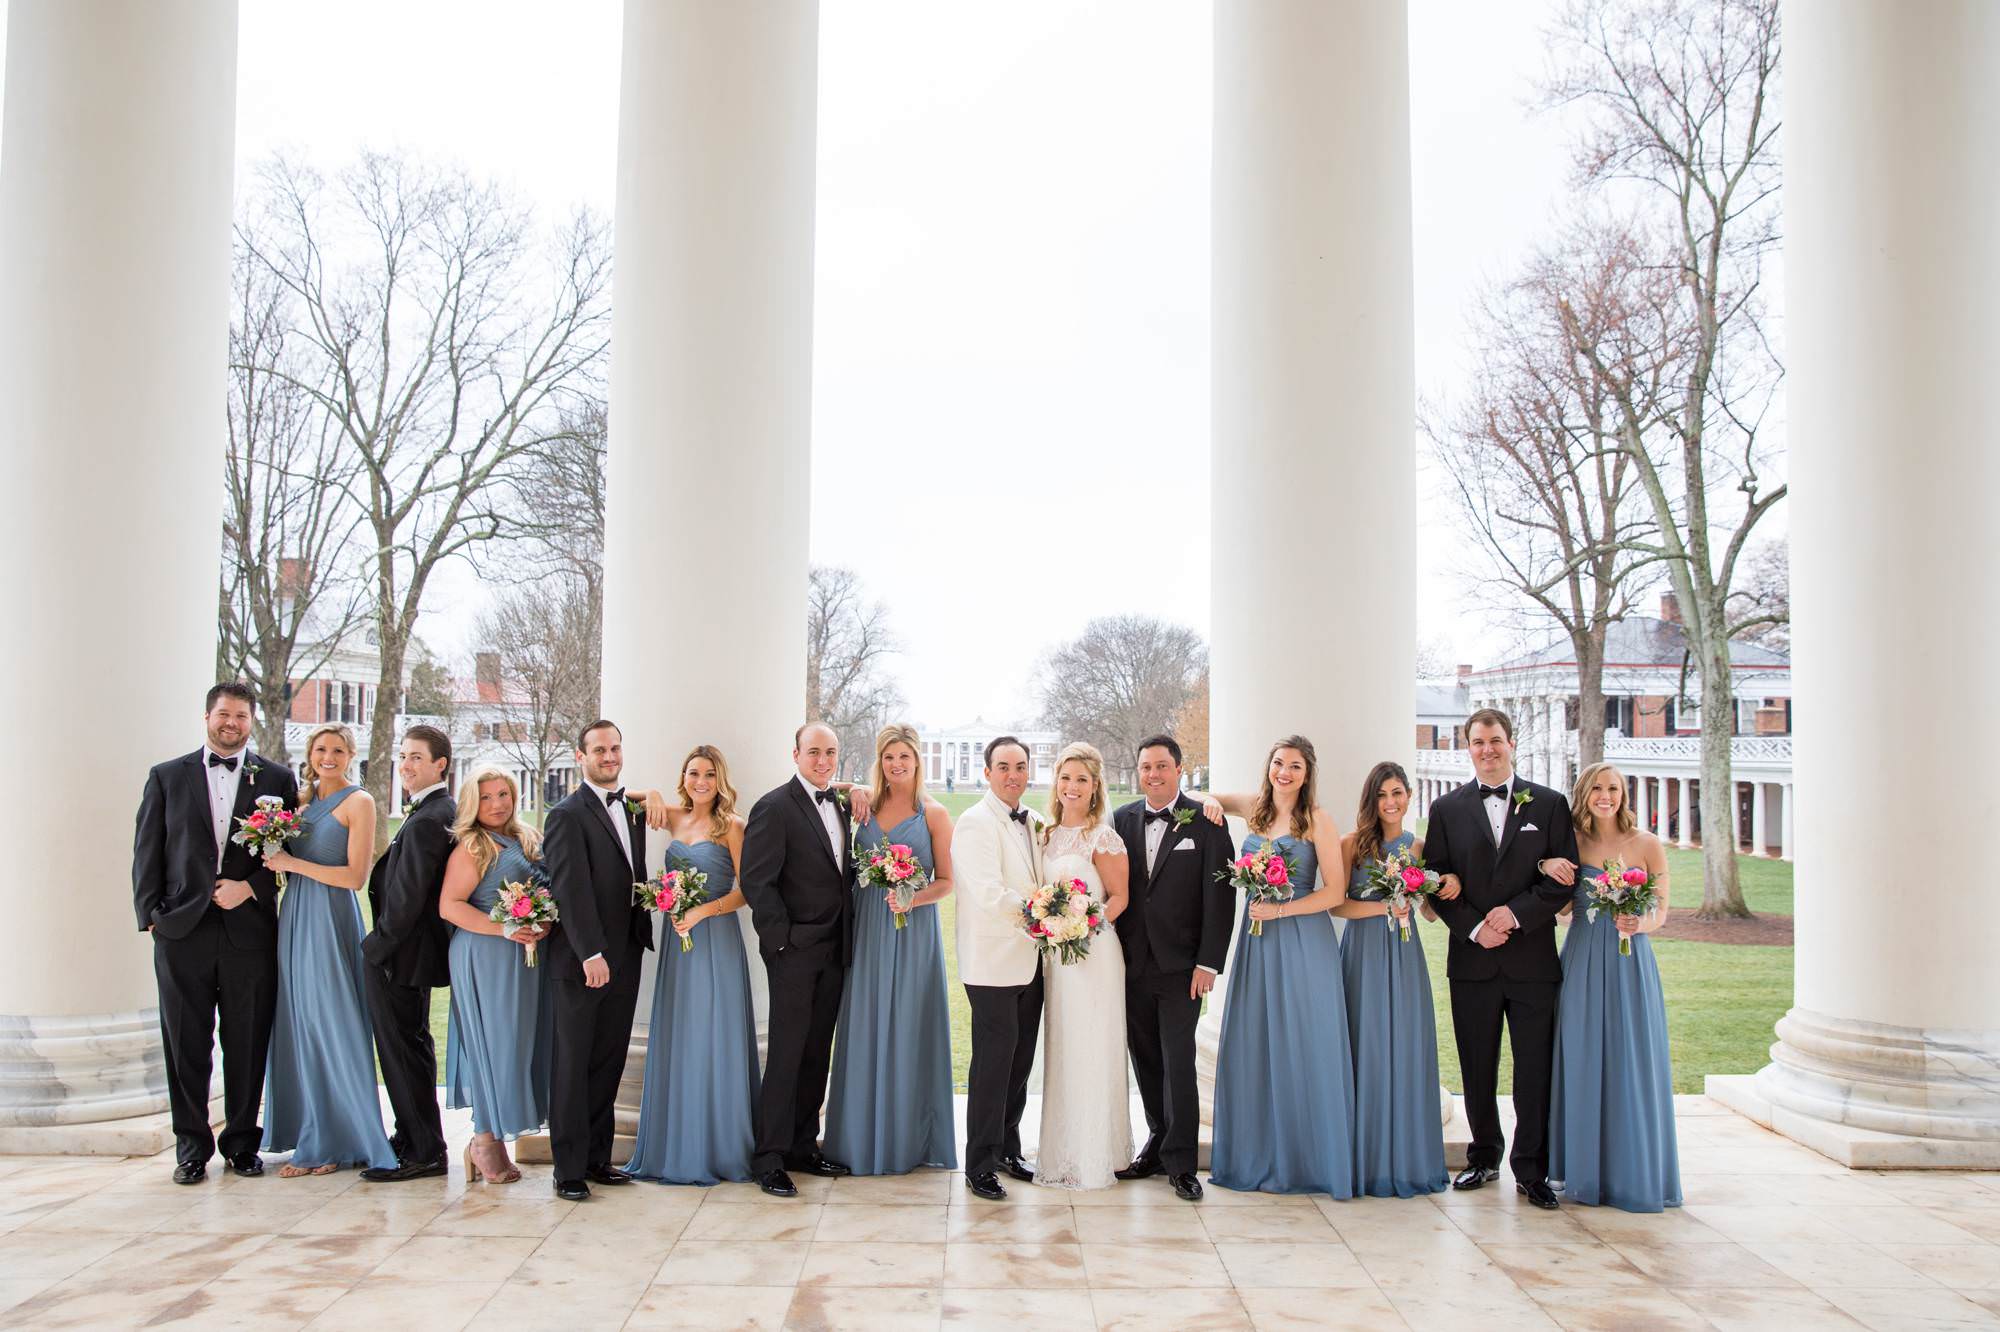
[360,1155,449,1183]
[758,1168,798,1198]
[585,1164,633,1186]
[1170,1172,1203,1201]
[787,1152,851,1178]
[997,1153,1036,1184]
[1517,1180,1561,1210]
[553,1178,591,1202]
[1452,1165,1501,1191]
[172,1161,206,1186]
[225,1153,264,1178]
[1113,1157,1163,1182]
[965,1171,1006,1201]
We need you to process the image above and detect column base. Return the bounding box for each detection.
[0,1099,219,1157]
[0,1008,193,1157]
[1706,1006,2000,1169]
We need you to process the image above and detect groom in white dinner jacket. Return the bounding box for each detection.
[953,736,1046,1201]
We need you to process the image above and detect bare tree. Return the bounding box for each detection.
[1432,219,1667,773]
[240,150,612,845]
[1544,0,1784,917]
[475,576,600,809]
[1730,537,1789,655]
[1173,670,1211,789]
[805,566,904,780]
[218,238,371,762]
[1037,616,1207,787]
[506,394,608,606]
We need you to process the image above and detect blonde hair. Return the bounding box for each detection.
[1572,762,1638,841]
[1043,741,1107,841]
[298,723,357,806]
[867,724,929,823]
[451,765,542,879]
[676,744,739,842]
[1249,735,1318,839]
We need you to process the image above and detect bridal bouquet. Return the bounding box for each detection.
[1020,877,1106,966]
[1584,858,1657,956]
[1362,847,1442,943]
[231,795,305,887]
[636,860,710,952]
[1218,844,1298,937]
[490,871,559,967]
[856,838,929,930]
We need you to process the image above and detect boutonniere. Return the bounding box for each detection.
[245,760,262,782]
[623,795,647,821]
[1172,807,1196,830]
[1512,789,1533,816]
[834,788,851,813]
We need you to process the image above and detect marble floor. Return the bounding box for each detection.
[0,1097,1997,1331]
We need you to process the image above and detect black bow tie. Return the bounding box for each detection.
[605,788,627,808]
[1009,807,1029,824]
[814,787,838,806]
[1479,783,1511,801]
[207,752,239,771]
[1145,808,1176,825]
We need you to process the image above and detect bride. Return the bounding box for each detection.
[1033,741,1134,1189]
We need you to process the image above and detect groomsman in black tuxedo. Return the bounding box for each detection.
[739,723,855,1197]
[358,725,455,1181]
[132,682,299,1184]
[1112,734,1234,1201]
[1422,707,1578,1209]
[542,719,655,1201]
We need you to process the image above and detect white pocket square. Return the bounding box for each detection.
[1522,823,1539,832]
[1171,842,1196,852]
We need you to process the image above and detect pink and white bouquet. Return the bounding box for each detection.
[1363,846,1442,942]
[1584,858,1658,956]
[856,839,929,930]
[1020,877,1106,966]
[1217,844,1298,937]
[636,860,711,952]
[489,874,559,967]
[231,795,305,887]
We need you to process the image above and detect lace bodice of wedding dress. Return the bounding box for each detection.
[1035,819,1134,1190]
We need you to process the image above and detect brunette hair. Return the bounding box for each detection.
[983,735,1028,767]
[1463,707,1514,743]
[1352,760,1413,870]
[403,723,453,775]
[1248,735,1318,840]
[206,681,256,713]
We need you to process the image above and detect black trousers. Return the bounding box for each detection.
[1125,966,1203,1175]
[152,909,277,1164]
[364,963,445,1164]
[754,949,846,1174]
[548,950,643,1182]
[963,973,1045,1177]
[1450,976,1558,1183]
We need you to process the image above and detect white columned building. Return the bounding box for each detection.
[0,0,240,1152]
[1201,0,1416,1121]
[596,0,821,1141]
[1710,0,2000,1166]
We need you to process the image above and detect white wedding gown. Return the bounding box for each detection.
[1034,821,1134,1190]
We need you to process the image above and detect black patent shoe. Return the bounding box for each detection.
[554,1178,591,1202]
[1170,1172,1203,1202]
[1113,1157,1163,1181]
[788,1152,851,1178]
[1517,1179,1560,1210]
[585,1164,633,1185]
[1452,1165,1501,1191]
[965,1171,1006,1201]
[758,1168,799,1198]
[172,1160,207,1186]
[997,1153,1036,1184]
[361,1155,448,1183]
[225,1152,264,1178]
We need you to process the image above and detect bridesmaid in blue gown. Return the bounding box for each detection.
[439,766,554,1184]
[823,723,958,1174]
[625,745,762,1185]
[260,724,397,1176]
[1202,736,1357,1198]
[1544,761,1681,1212]
[1334,762,1450,1198]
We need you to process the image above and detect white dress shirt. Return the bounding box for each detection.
[1470,776,1517,944]
[203,745,247,874]
[797,774,844,863]
[583,778,634,866]
[406,780,448,809]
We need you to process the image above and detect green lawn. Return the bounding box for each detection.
[384,794,1794,1096]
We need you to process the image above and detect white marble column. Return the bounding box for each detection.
[1678,778,1695,848]
[1779,783,1794,862]
[1712,0,2000,1167]
[1750,781,1769,858]
[0,0,239,1154]
[599,0,819,1142]
[1203,0,1416,1131]
[1635,775,1652,836]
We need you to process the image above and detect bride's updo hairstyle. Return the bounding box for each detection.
[1043,741,1108,840]
[1248,734,1319,840]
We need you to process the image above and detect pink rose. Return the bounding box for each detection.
[1622,867,1647,886]
[247,812,268,829]
[1400,866,1428,890]
[889,844,912,857]
[509,898,533,918]
[1263,858,1289,888]
[1234,854,1256,871]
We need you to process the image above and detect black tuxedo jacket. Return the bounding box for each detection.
[133,749,299,944]
[1112,793,1236,976]
[1423,777,1579,984]
[740,778,854,967]
[542,785,654,981]
[361,786,455,986]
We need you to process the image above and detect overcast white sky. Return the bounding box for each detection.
[10,1,1590,727]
